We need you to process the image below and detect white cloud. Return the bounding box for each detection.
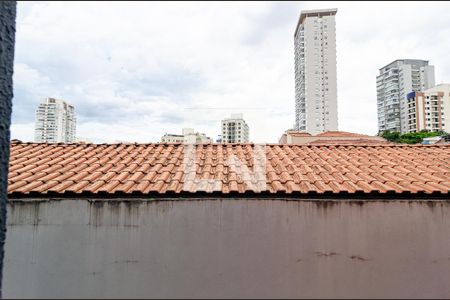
[11,1,450,142]
[13,63,57,97]
[10,123,34,142]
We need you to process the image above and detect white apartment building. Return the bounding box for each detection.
[34,98,76,143]
[294,8,338,134]
[221,114,249,143]
[161,134,184,143]
[376,59,435,133]
[405,84,450,133]
[161,128,212,144]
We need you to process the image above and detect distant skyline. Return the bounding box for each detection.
[10,1,450,143]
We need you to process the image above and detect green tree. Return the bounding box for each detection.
[381,130,400,143]
[380,130,447,144]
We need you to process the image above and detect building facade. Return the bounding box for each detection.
[221,114,249,143]
[376,59,435,133]
[161,128,212,144]
[294,8,338,134]
[161,134,184,143]
[405,84,450,133]
[34,98,76,143]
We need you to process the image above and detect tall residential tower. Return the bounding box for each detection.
[34,97,76,143]
[294,8,338,134]
[376,59,435,133]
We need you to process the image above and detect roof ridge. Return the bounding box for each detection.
[9,141,450,148]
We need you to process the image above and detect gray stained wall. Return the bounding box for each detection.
[3,198,450,299]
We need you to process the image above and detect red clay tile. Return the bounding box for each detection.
[148,181,166,193]
[16,180,45,194]
[7,180,28,192]
[341,181,362,193]
[97,180,121,193]
[131,180,151,193]
[10,171,34,182]
[34,180,61,193]
[48,180,75,193]
[65,180,91,193]
[84,172,104,182]
[6,142,450,196]
[38,172,63,182]
[327,181,348,193]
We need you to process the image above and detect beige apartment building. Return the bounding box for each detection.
[405,84,450,133]
[161,128,212,144]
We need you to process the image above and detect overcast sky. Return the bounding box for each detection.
[10,1,450,143]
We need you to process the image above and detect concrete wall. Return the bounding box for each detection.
[3,198,450,299]
[0,2,16,296]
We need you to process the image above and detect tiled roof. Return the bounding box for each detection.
[306,139,392,145]
[315,131,371,137]
[7,142,450,196]
[286,131,312,137]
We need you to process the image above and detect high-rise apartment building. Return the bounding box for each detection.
[405,84,450,134]
[376,59,435,133]
[221,114,249,143]
[294,8,338,134]
[34,98,76,143]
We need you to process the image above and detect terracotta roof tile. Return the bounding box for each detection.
[97,180,121,193]
[286,131,312,137]
[410,181,438,194]
[7,180,28,192]
[14,180,46,194]
[37,172,63,182]
[315,131,371,137]
[33,180,61,193]
[12,171,34,182]
[7,142,450,196]
[327,181,348,193]
[48,180,75,193]
[355,180,376,193]
[65,180,91,193]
